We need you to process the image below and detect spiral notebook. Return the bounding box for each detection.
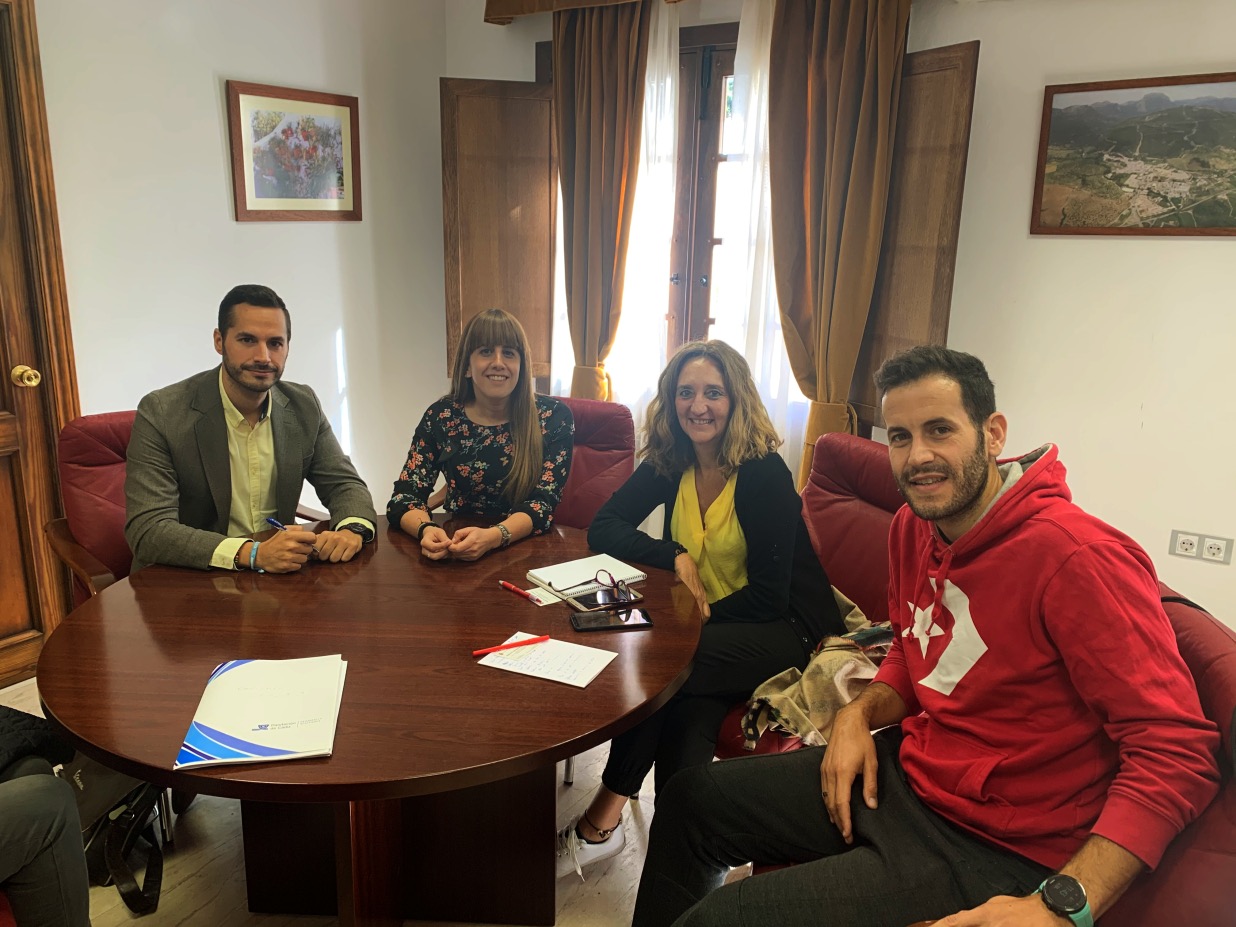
[526,553,646,601]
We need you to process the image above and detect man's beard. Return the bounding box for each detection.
[223,357,281,395]
[897,431,991,525]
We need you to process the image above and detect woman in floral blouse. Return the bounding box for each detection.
[388,309,573,560]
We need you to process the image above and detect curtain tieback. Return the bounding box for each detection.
[570,364,612,401]
[803,401,858,450]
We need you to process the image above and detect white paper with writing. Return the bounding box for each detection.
[478,632,617,687]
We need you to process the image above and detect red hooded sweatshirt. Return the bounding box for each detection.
[874,444,1219,870]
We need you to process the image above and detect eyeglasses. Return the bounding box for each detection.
[593,569,633,606]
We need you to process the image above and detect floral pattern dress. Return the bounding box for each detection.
[387,395,574,534]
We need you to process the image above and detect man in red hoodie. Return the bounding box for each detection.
[630,346,1219,927]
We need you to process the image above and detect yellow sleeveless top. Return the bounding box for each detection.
[669,467,748,602]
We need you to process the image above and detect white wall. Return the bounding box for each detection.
[445,0,550,79]
[909,0,1235,617]
[38,0,447,508]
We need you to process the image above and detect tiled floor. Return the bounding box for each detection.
[1,677,671,927]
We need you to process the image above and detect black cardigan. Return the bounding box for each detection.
[587,453,843,645]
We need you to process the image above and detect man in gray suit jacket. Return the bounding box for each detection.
[125,284,377,574]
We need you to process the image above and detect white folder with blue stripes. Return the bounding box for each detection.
[174,654,347,770]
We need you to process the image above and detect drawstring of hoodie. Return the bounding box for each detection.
[930,547,954,621]
[910,543,955,636]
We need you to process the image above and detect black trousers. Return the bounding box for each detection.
[601,617,811,797]
[0,757,91,927]
[631,732,1050,927]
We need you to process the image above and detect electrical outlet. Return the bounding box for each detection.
[1170,530,1200,558]
[1201,535,1233,565]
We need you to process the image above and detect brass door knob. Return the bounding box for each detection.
[10,365,41,388]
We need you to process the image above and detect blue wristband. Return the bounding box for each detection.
[249,540,265,573]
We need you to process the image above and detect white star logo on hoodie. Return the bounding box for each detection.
[905,600,946,655]
[904,578,989,696]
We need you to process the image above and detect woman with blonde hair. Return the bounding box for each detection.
[388,309,573,560]
[557,340,844,879]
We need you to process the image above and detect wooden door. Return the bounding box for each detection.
[850,41,981,429]
[0,0,80,686]
[440,77,557,389]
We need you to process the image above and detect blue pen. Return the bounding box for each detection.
[266,517,288,531]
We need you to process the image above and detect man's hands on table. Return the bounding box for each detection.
[313,528,364,562]
[243,527,317,572]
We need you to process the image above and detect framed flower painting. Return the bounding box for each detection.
[226,80,362,221]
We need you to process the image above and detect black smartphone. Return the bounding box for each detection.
[570,608,653,632]
[567,587,644,611]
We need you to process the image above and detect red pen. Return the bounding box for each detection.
[473,634,550,657]
[498,580,536,602]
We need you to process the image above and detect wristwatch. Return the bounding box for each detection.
[415,520,434,541]
[1037,875,1093,927]
[496,523,512,548]
[341,522,374,544]
[671,542,688,558]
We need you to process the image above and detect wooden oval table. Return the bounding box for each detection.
[38,523,702,926]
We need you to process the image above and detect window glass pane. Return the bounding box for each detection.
[720,75,741,155]
[709,158,745,340]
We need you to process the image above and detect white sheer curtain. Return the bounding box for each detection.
[548,2,807,474]
[709,0,810,478]
[550,0,678,451]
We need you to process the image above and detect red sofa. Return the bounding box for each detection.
[722,433,1235,925]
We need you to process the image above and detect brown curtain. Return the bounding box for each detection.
[485,0,682,27]
[769,0,912,486]
[554,2,652,399]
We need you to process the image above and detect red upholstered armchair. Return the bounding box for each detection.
[798,433,904,625]
[1103,586,1236,927]
[714,433,904,759]
[44,411,137,605]
[552,396,635,530]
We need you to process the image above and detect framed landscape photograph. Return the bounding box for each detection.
[226,80,362,221]
[1031,70,1236,235]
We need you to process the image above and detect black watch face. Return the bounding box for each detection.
[1043,875,1086,915]
[344,524,373,542]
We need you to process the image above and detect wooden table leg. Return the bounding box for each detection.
[241,800,337,914]
[335,798,404,927]
[241,766,554,925]
[240,799,403,925]
[401,764,556,925]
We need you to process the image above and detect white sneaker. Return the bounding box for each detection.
[555,819,625,881]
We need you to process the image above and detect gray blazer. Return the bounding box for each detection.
[125,367,377,573]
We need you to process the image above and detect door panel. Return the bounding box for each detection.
[0,0,81,685]
[440,78,557,383]
[0,450,35,636]
[851,41,981,429]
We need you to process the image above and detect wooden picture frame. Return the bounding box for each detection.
[1031,70,1236,236]
[226,80,362,222]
